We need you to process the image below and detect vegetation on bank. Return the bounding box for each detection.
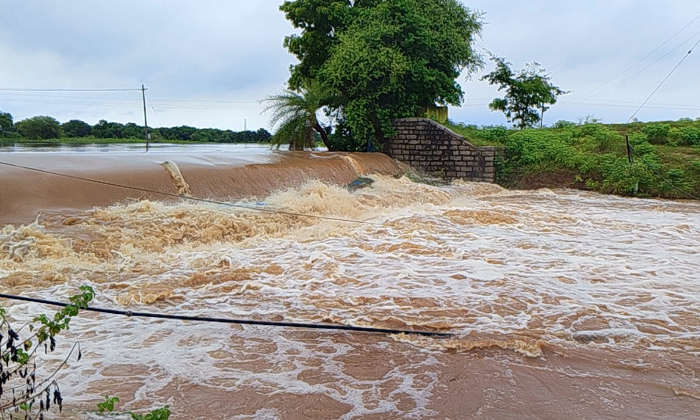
[447,119,700,199]
[0,112,272,144]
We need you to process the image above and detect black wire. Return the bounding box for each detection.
[562,13,700,106]
[0,293,452,338]
[628,36,700,123]
[0,160,380,226]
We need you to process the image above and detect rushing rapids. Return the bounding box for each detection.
[1,147,699,419]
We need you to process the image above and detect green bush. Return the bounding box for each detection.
[691,159,700,172]
[670,126,700,146]
[553,120,576,129]
[642,123,671,144]
[577,124,621,152]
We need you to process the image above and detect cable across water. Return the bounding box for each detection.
[0,293,453,338]
[0,160,380,226]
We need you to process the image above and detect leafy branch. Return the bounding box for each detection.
[96,395,170,420]
[0,286,94,419]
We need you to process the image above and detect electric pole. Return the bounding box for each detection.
[142,84,149,151]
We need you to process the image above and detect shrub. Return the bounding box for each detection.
[676,126,700,146]
[600,158,652,195]
[691,159,700,173]
[553,120,576,129]
[642,123,671,144]
[16,116,61,139]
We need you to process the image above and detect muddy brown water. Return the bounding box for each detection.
[0,149,699,419]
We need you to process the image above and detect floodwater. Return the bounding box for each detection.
[1,148,699,419]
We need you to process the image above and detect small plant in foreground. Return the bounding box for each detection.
[96,396,170,420]
[0,285,94,419]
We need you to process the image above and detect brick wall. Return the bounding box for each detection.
[385,118,502,183]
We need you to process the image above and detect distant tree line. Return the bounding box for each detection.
[0,111,272,143]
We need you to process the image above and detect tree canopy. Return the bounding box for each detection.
[0,111,12,134]
[61,119,92,137]
[482,56,567,129]
[280,0,483,149]
[16,116,61,139]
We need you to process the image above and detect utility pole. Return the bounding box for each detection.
[244,118,247,131]
[142,84,149,151]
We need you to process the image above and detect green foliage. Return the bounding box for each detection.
[478,120,700,198]
[93,120,125,139]
[280,0,354,91]
[16,116,61,139]
[553,120,576,129]
[691,159,700,172]
[61,119,93,138]
[0,111,13,135]
[482,57,568,129]
[577,124,621,152]
[642,123,671,144]
[130,406,171,420]
[263,79,332,150]
[95,396,170,420]
[0,286,94,418]
[280,0,484,147]
[600,158,650,195]
[6,114,271,144]
[33,285,94,349]
[97,396,120,413]
[669,126,700,146]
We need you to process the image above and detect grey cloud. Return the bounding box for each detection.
[1,0,699,129]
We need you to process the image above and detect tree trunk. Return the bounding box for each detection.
[369,114,385,151]
[314,123,333,151]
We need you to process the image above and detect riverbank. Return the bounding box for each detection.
[447,120,700,199]
[0,137,249,146]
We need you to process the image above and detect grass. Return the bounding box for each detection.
[445,120,700,199]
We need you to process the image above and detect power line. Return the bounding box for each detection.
[0,293,452,338]
[0,97,263,110]
[562,13,700,105]
[146,91,162,126]
[0,88,142,92]
[628,37,700,122]
[565,28,700,107]
[0,160,380,226]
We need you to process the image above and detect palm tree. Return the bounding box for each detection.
[263,80,332,151]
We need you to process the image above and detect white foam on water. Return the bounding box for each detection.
[2,176,700,417]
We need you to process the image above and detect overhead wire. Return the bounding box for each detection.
[145,91,162,126]
[0,160,381,226]
[627,36,700,122]
[0,293,452,338]
[0,88,142,92]
[621,27,700,200]
[561,13,700,106]
[565,28,700,107]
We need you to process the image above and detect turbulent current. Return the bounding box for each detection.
[0,148,699,419]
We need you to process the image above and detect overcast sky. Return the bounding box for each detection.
[1,0,699,131]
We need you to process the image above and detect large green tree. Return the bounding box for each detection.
[482,56,568,129]
[61,119,92,137]
[0,111,12,135]
[280,0,483,149]
[263,79,332,150]
[92,120,124,139]
[16,116,61,139]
